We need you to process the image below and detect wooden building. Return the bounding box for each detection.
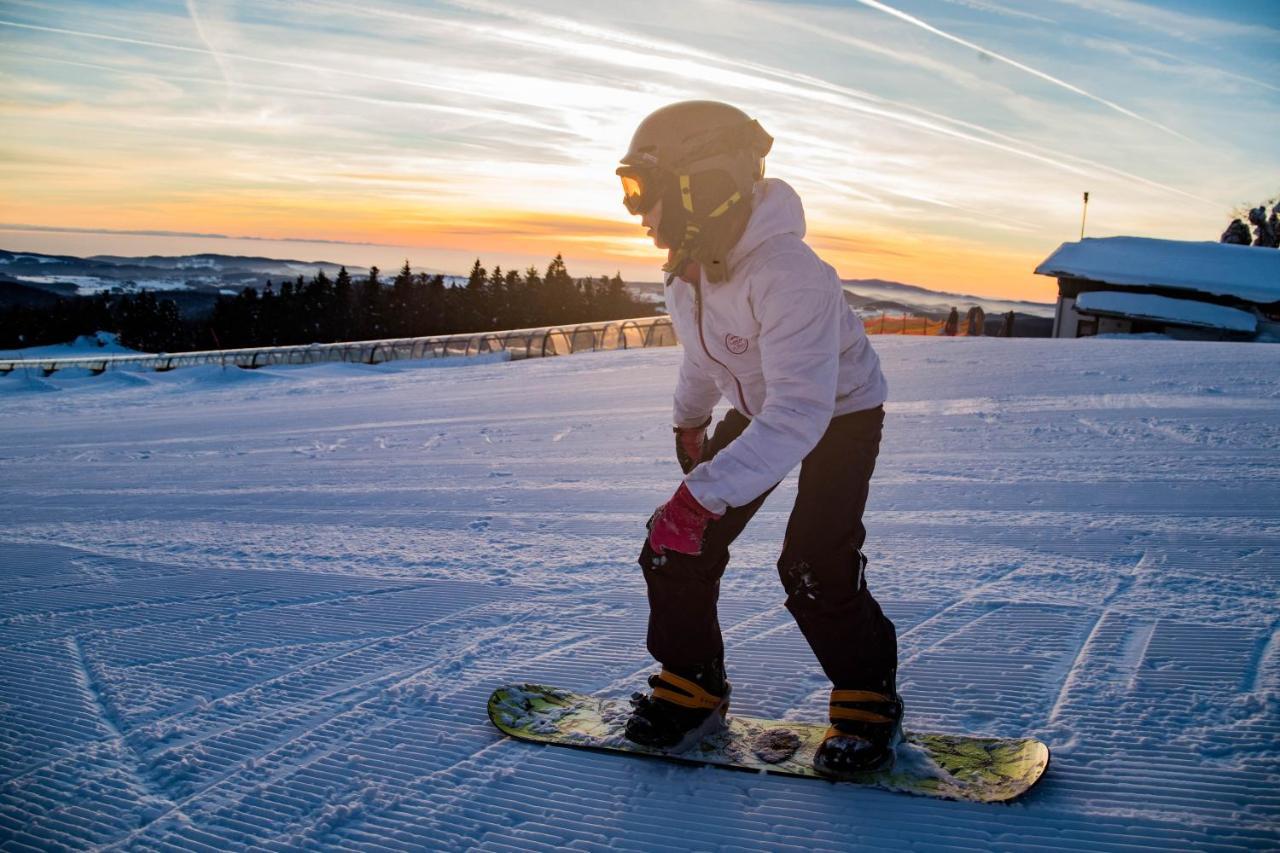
[1035,237,1280,341]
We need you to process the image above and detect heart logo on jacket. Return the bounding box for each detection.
[725,334,749,355]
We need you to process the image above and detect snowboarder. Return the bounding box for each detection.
[615,101,901,775]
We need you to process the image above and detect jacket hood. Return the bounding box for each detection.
[727,177,806,272]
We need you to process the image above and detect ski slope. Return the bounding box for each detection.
[1,338,1277,850]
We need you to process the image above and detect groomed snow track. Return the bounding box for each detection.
[1,338,1277,850]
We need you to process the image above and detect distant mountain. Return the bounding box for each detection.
[0,249,468,317]
[841,278,1055,319]
[628,276,1055,321]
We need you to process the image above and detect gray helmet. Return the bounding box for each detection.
[617,101,773,282]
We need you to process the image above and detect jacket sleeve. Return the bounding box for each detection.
[684,251,840,514]
[673,347,722,429]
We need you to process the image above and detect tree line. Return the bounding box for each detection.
[0,254,656,352]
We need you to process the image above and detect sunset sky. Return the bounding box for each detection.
[2,0,1277,301]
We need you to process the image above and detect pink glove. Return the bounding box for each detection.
[648,482,723,556]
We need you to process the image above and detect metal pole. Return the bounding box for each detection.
[1080,191,1090,240]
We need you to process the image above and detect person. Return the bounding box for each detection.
[943,306,959,336]
[1220,218,1251,246]
[614,100,901,775]
[965,305,985,337]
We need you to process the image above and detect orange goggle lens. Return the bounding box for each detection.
[621,174,643,201]
[618,171,656,215]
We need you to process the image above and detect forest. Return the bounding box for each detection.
[0,255,656,352]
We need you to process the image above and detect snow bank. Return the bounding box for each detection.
[0,331,142,359]
[1075,290,1258,333]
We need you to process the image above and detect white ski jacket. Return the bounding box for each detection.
[668,177,888,515]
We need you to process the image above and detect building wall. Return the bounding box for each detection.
[1053,277,1269,339]
[1096,316,1133,335]
[1053,295,1079,338]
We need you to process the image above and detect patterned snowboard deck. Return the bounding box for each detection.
[488,683,1050,803]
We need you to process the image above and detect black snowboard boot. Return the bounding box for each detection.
[813,687,904,776]
[624,662,730,753]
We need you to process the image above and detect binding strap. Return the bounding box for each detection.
[652,669,724,710]
[829,688,897,724]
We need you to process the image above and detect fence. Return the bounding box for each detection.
[0,315,678,377]
[864,313,947,335]
[864,306,990,337]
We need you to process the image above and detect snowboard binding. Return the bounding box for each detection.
[813,688,904,776]
[624,666,731,753]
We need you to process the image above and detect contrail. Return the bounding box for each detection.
[185,0,234,96]
[848,0,1195,142]
[0,18,566,123]
[23,54,569,136]
[424,0,1218,206]
[1,13,1218,207]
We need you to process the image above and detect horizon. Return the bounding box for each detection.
[0,242,1060,308]
[2,0,1277,302]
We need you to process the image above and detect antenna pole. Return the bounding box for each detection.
[1080,191,1090,240]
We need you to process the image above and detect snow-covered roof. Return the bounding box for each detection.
[1075,290,1258,334]
[1035,237,1280,304]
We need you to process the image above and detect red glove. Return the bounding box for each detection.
[674,416,712,474]
[648,482,723,556]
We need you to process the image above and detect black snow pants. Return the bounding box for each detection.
[639,405,897,691]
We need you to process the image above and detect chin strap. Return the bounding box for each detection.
[661,172,747,280]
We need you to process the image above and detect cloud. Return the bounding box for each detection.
[0,6,1223,212]
[931,0,1059,25]
[403,1,1220,205]
[808,232,911,257]
[0,222,401,247]
[0,18,575,132]
[843,0,1195,142]
[1044,0,1280,45]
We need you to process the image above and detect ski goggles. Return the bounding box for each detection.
[616,166,661,216]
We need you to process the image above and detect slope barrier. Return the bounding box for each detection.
[0,316,678,377]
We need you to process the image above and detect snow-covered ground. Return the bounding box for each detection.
[1,338,1277,850]
[6,275,198,295]
[0,332,142,360]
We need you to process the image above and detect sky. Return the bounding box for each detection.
[1,0,1277,301]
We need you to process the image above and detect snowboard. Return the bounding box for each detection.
[488,683,1049,803]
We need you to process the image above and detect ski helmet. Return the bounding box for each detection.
[617,100,773,283]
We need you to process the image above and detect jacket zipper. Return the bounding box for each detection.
[694,278,754,418]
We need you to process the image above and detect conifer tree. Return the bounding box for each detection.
[357,266,382,338]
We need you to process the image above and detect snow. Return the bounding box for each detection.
[3,254,61,264]
[1,338,1278,850]
[1036,237,1280,305]
[1075,290,1259,334]
[11,275,194,294]
[0,331,142,359]
[843,282,1057,319]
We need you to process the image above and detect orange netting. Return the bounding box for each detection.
[864,314,950,335]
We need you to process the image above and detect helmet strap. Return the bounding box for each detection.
[661,172,750,283]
